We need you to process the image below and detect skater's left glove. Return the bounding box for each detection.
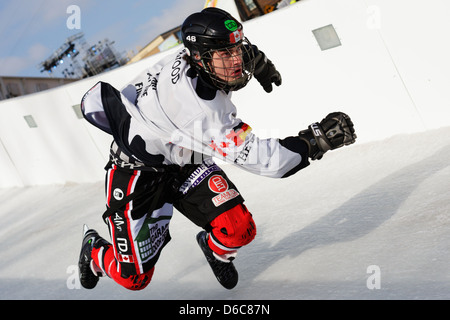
[252,46,282,93]
[298,112,357,160]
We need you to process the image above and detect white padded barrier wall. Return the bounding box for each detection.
[231,0,450,141]
[0,47,180,187]
[0,0,449,187]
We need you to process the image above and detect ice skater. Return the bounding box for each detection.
[78,7,356,290]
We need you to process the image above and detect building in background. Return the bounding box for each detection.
[126,0,300,64]
[0,76,78,101]
[206,0,299,22]
[127,26,182,65]
[0,1,299,101]
[233,0,280,20]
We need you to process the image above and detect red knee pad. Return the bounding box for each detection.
[109,264,154,291]
[208,204,256,255]
[119,268,155,291]
[92,245,154,291]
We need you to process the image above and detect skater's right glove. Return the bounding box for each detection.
[298,112,357,160]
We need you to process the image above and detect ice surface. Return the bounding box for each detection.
[0,126,449,300]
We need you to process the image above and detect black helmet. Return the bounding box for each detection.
[181,7,255,91]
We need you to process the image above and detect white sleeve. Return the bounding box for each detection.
[206,121,303,178]
[233,134,304,178]
[171,98,304,178]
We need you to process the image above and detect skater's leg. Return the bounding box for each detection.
[78,226,153,290]
[207,203,256,261]
[99,163,173,291]
[174,161,255,288]
[174,161,256,259]
[91,242,154,291]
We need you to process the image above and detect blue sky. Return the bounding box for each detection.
[0,0,206,77]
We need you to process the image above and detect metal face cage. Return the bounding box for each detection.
[198,37,256,91]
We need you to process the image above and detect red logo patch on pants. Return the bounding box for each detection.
[208,175,229,193]
[208,175,239,207]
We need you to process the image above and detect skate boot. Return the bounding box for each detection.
[196,231,238,290]
[78,225,108,289]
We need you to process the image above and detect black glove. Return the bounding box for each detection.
[298,112,357,160]
[253,47,282,93]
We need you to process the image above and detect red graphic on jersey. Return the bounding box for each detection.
[208,175,229,193]
[209,140,229,157]
[226,123,252,147]
[209,123,252,157]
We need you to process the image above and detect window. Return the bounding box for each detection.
[36,83,49,92]
[244,0,257,11]
[312,24,342,51]
[72,104,84,119]
[24,115,38,128]
[7,83,21,97]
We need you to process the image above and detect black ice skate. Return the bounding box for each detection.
[196,231,238,290]
[78,224,106,289]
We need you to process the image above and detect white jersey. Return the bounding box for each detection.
[81,48,308,178]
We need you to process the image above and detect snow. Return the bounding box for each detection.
[1,125,449,300]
